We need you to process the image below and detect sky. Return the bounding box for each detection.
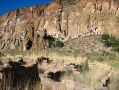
[0,0,52,16]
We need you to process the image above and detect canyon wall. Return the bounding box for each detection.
[0,0,119,50]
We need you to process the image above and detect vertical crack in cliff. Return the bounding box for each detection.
[56,5,63,32]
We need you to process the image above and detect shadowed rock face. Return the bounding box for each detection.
[0,52,4,57]
[48,71,65,82]
[0,59,41,89]
[0,21,49,51]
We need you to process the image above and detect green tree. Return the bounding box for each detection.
[101,34,119,52]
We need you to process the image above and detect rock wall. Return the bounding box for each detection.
[44,0,119,39]
[1,0,119,50]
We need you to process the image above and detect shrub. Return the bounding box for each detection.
[101,34,112,47]
[101,34,110,40]
[75,63,89,73]
[55,40,64,47]
[65,67,73,78]
[101,34,119,52]
[112,47,119,52]
[44,35,64,47]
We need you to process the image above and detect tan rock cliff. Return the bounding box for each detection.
[0,0,119,50]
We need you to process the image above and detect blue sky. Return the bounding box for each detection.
[0,0,52,16]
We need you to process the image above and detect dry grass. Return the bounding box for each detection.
[1,77,42,90]
[109,70,119,90]
[1,46,119,90]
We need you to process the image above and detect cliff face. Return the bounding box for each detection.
[0,0,119,51]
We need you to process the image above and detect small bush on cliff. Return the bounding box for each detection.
[55,40,64,47]
[101,34,119,52]
[101,34,112,47]
[44,35,64,47]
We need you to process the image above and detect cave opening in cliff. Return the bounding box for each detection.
[26,40,33,50]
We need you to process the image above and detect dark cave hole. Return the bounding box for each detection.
[26,40,33,50]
